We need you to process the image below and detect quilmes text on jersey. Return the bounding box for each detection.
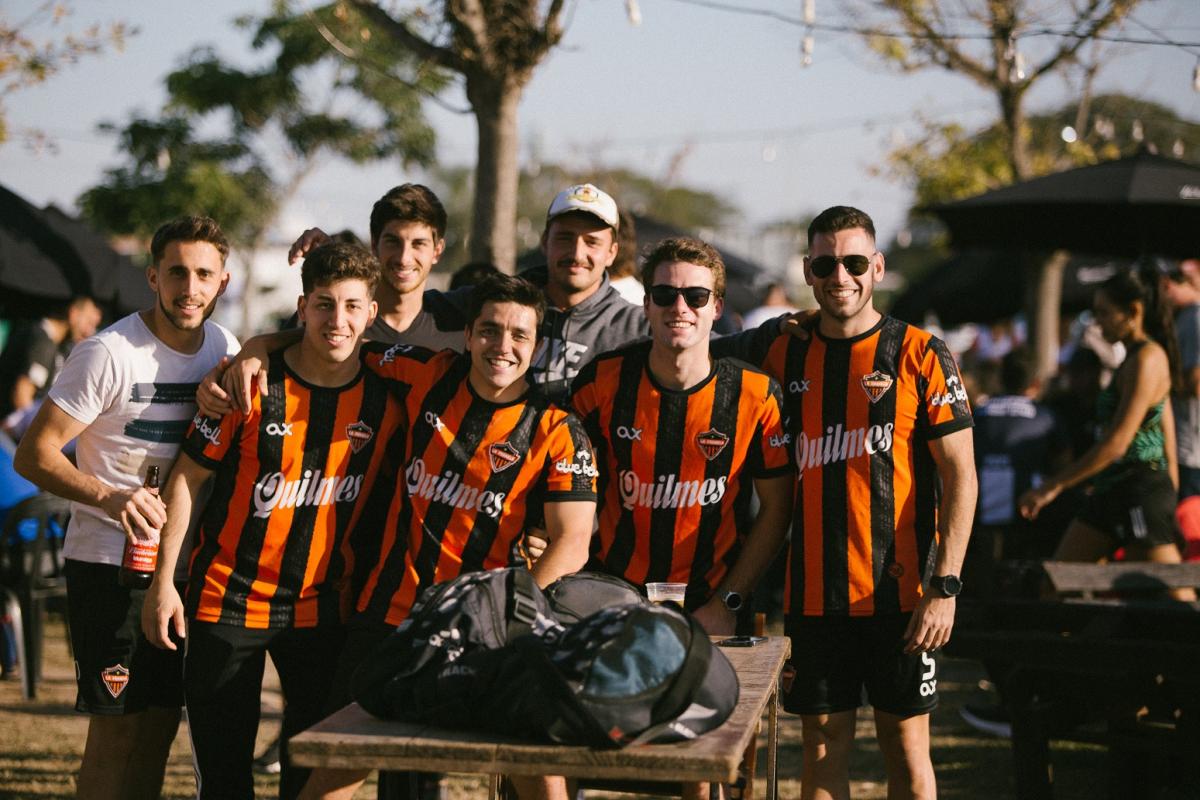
[794,422,895,476]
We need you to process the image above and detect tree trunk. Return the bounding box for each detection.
[999,85,1032,182]
[1027,250,1070,382]
[466,73,523,272]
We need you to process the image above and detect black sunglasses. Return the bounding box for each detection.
[648,285,714,309]
[809,253,875,278]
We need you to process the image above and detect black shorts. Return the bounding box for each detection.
[64,559,184,715]
[325,616,394,713]
[783,613,938,718]
[184,621,345,800]
[1078,466,1179,548]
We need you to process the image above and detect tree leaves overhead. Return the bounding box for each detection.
[79,1,446,246]
[880,94,1200,207]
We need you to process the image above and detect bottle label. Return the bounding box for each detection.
[122,541,159,573]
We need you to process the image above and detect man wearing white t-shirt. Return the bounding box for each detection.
[15,216,239,800]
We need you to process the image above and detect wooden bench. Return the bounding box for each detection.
[948,561,1200,800]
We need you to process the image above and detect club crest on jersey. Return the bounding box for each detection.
[101,665,129,698]
[346,421,374,453]
[860,370,894,404]
[488,442,521,473]
[696,428,730,461]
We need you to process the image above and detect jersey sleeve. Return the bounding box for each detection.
[361,341,438,383]
[46,335,118,426]
[541,412,599,502]
[182,406,246,470]
[919,336,974,439]
[748,376,794,478]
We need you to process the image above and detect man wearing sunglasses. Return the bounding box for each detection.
[720,206,977,800]
[571,237,794,634]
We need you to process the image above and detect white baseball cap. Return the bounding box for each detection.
[546,183,619,230]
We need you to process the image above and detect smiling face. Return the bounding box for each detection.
[540,213,618,307]
[372,220,444,297]
[464,300,539,403]
[804,227,884,336]
[644,260,723,355]
[147,240,229,333]
[297,278,377,365]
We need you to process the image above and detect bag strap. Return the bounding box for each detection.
[506,568,541,641]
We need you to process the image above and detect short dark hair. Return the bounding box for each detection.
[608,209,639,279]
[369,184,447,244]
[450,261,501,291]
[466,274,546,330]
[807,206,876,247]
[150,216,230,266]
[640,237,726,299]
[300,242,379,297]
[999,347,1037,394]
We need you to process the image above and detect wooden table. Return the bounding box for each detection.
[291,636,790,799]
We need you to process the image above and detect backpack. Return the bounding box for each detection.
[543,570,645,623]
[352,569,739,748]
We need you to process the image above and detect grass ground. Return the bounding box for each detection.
[0,612,1124,799]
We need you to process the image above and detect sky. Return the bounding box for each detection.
[3,0,1199,272]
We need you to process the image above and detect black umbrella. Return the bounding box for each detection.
[889,250,1129,327]
[928,152,1200,258]
[0,184,152,319]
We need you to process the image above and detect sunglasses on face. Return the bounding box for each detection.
[648,285,714,309]
[809,253,875,278]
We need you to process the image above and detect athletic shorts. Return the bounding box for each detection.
[325,616,394,713]
[64,559,184,715]
[1078,465,1179,548]
[783,613,938,718]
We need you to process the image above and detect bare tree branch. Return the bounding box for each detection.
[348,0,464,72]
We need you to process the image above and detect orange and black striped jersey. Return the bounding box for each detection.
[717,316,973,616]
[182,350,405,629]
[570,340,791,610]
[354,344,597,626]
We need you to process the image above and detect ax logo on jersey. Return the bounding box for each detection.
[556,448,599,477]
[618,471,727,511]
[405,458,506,518]
[794,422,895,477]
[379,343,414,364]
[252,470,364,518]
[192,414,223,448]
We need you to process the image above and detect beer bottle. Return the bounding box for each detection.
[118,466,160,590]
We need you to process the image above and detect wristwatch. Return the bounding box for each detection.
[929,575,963,597]
[722,590,744,612]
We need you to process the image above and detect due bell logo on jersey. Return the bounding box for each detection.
[696,428,730,461]
[101,664,129,698]
[860,370,894,404]
[488,442,521,473]
[346,421,374,453]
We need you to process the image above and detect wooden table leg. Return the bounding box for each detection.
[489,773,500,800]
[767,680,779,800]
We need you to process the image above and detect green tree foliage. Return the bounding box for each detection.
[882,94,1200,208]
[80,4,442,245]
[432,162,739,269]
[0,2,133,144]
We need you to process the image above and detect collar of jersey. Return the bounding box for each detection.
[280,354,366,393]
[644,357,718,396]
[813,314,887,346]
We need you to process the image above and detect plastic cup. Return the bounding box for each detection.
[646,582,687,605]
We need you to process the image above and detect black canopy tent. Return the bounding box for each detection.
[928,151,1200,259]
[0,184,152,320]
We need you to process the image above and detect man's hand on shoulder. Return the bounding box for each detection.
[288,227,332,265]
[781,308,820,340]
[902,593,956,654]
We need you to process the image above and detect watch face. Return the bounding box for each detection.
[939,575,962,596]
[723,591,743,611]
